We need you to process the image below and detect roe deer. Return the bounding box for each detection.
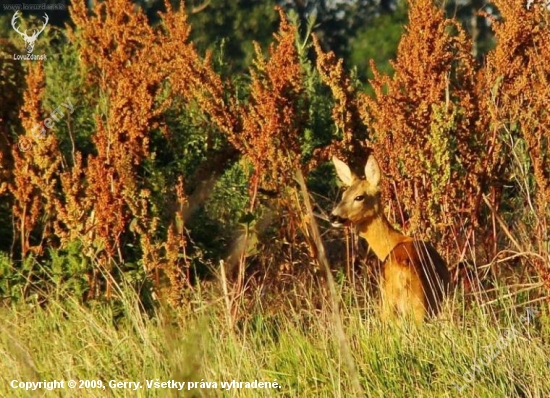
[330,155,450,322]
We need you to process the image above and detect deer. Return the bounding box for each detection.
[330,155,450,323]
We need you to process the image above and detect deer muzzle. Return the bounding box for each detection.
[329,213,349,228]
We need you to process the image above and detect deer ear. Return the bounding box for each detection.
[364,155,381,188]
[332,156,356,186]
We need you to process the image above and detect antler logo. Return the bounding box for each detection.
[11,11,49,54]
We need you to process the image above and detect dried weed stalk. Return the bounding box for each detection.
[361,0,484,259]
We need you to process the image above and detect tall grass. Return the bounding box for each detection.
[1,279,548,397]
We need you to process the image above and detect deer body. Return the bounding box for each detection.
[330,156,450,322]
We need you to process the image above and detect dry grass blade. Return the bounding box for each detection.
[294,169,364,396]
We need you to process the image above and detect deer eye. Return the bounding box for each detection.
[354,195,365,202]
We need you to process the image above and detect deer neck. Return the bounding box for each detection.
[356,213,408,261]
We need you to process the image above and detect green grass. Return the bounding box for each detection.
[1,283,549,397]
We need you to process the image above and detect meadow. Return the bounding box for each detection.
[1,278,549,397]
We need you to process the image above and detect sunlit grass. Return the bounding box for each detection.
[1,280,549,397]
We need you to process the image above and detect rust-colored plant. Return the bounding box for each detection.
[160,6,318,306]
[165,7,307,196]
[360,0,484,261]
[11,63,63,257]
[483,0,550,287]
[313,35,368,171]
[238,9,306,195]
[51,0,187,299]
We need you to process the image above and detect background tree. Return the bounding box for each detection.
[444,0,495,61]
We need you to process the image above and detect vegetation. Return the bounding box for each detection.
[0,0,549,396]
[1,281,549,397]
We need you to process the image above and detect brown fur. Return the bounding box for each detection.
[382,240,450,322]
[330,155,450,322]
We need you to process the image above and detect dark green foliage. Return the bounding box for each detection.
[349,1,408,82]
[187,0,280,74]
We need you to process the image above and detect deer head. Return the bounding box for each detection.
[330,155,383,228]
[11,11,49,54]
